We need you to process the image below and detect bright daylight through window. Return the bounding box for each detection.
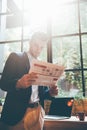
[0,0,87,100]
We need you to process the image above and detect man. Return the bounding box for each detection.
[0,32,58,130]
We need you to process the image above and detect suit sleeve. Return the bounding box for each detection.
[0,53,20,92]
[43,87,54,100]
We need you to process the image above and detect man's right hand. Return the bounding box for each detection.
[16,72,38,89]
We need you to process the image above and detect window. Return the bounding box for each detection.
[0,0,87,98]
[51,0,87,97]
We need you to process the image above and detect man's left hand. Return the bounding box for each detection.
[49,85,58,97]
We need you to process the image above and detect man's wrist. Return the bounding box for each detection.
[16,79,22,89]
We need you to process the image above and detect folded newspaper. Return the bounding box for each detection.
[29,59,65,86]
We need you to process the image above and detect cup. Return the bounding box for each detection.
[76,112,85,121]
[44,100,52,115]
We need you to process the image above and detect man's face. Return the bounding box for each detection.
[29,39,46,58]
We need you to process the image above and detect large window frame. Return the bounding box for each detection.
[0,0,87,98]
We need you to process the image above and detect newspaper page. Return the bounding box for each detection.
[29,59,65,86]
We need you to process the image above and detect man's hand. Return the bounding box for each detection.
[49,85,58,97]
[16,72,38,89]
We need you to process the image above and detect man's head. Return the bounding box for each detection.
[29,32,48,58]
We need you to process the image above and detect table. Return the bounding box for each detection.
[44,116,87,130]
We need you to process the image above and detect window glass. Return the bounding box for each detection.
[0,0,23,42]
[57,71,83,97]
[23,41,29,52]
[0,26,22,42]
[0,42,21,73]
[52,36,80,69]
[80,1,87,32]
[23,25,47,40]
[38,46,47,61]
[23,10,48,39]
[51,2,79,35]
[0,0,7,13]
[52,35,83,97]
[82,35,87,68]
[0,0,87,98]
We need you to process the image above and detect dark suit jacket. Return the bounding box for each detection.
[0,52,52,125]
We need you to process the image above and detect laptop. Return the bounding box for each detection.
[44,97,74,120]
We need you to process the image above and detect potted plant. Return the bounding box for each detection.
[72,96,87,116]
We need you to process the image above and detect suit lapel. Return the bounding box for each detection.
[38,86,43,98]
[23,52,30,73]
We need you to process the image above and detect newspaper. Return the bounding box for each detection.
[29,59,65,86]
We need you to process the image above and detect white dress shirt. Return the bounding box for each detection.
[28,53,39,103]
